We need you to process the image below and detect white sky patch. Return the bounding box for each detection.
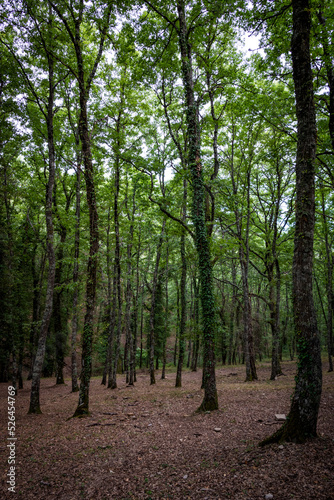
[164,165,174,181]
[238,30,265,59]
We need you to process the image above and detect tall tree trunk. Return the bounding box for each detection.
[149,220,166,385]
[238,170,257,381]
[27,248,45,380]
[176,180,187,387]
[177,0,218,411]
[73,89,99,416]
[139,292,144,369]
[191,276,200,372]
[269,258,282,380]
[133,234,141,383]
[28,35,56,414]
[49,0,112,418]
[174,277,179,367]
[320,188,334,372]
[71,168,81,392]
[102,207,112,386]
[125,185,136,386]
[228,258,237,365]
[109,155,122,390]
[316,5,334,152]
[187,340,191,368]
[107,259,117,388]
[175,229,187,387]
[261,0,322,444]
[53,210,67,385]
[161,241,169,380]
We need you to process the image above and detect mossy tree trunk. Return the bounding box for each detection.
[176,180,187,387]
[260,0,322,445]
[175,229,187,387]
[177,0,218,411]
[191,277,200,372]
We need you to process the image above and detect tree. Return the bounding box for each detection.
[47,0,113,416]
[175,180,187,387]
[260,0,322,444]
[27,5,57,414]
[141,0,219,410]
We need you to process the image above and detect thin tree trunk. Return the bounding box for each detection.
[176,180,187,387]
[320,188,333,372]
[71,168,81,392]
[27,248,45,381]
[107,259,118,388]
[133,234,141,383]
[139,293,144,369]
[239,235,257,379]
[28,29,56,413]
[102,207,112,386]
[228,259,237,365]
[109,153,122,390]
[125,184,136,386]
[174,277,179,367]
[53,200,68,385]
[161,242,169,380]
[175,229,187,387]
[73,89,99,416]
[149,220,166,385]
[269,258,282,380]
[191,277,200,372]
[187,340,191,368]
[50,0,113,418]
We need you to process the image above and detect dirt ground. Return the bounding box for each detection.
[1,361,333,500]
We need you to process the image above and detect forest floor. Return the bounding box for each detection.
[1,360,333,500]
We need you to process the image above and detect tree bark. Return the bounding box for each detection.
[175,229,187,387]
[176,180,187,387]
[47,0,112,418]
[125,184,136,386]
[109,155,122,390]
[53,183,71,386]
[320,188,333,372]
[73,88,99,416]
[191,276,200,372]
[177,0,218,411]
[28,29,56,414]
[238,170,257,381]
[149,220,166,385]
[71,168,81,392]
[260,0,322,444]
[161,241,169,380]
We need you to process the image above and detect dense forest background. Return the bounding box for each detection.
[0,0,333,419]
